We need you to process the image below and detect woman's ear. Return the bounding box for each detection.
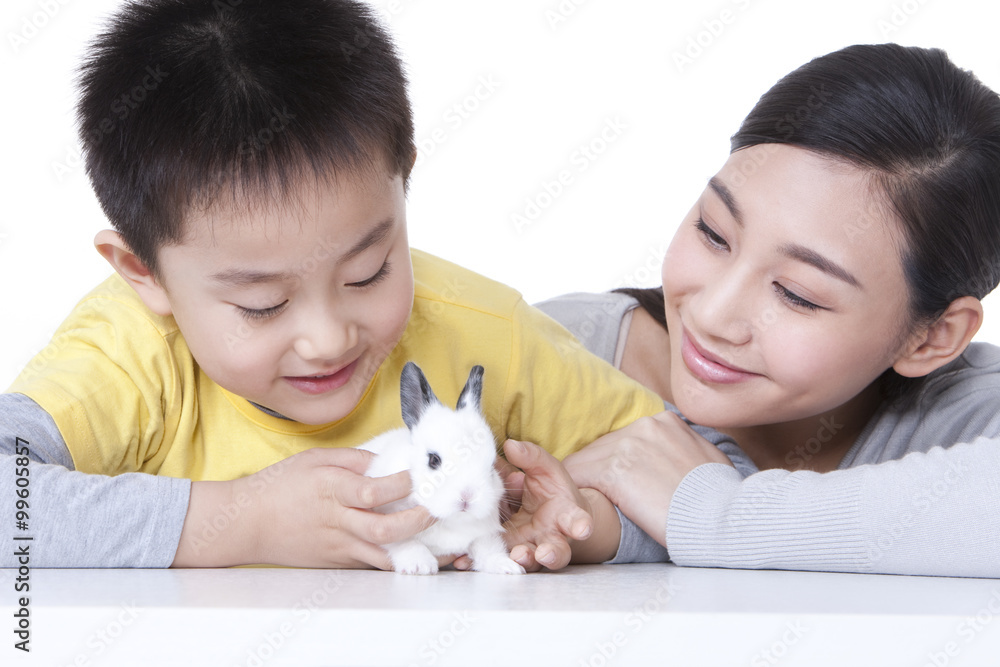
[94,229,173,317]
[892,296,983,378]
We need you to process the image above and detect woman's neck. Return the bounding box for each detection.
[718,382,883,473]
[619,306,674,403]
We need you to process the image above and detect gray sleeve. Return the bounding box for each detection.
[605,508,670,564]
[1,393,191,568]
[604,401,756,564]
[667,437,1000,578]
[534,292,633,365]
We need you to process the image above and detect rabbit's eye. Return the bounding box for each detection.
[427,452,442,470]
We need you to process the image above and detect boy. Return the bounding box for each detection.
[0,0,663,569]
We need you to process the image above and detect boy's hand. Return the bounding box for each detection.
[173,447,435,569]
[563,411,733,548]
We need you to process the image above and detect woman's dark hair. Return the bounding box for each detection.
[626,43,1000,404]
[77,0,415,276]
[613,287,666,329]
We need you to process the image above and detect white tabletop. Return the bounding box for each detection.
[3,563,1000,666]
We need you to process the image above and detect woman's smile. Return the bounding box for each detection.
[680,326,760,384]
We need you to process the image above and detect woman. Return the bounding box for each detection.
[501,42,1000,578]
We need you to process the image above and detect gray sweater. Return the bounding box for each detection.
[535,292,1000,578]
[2,291,999,575]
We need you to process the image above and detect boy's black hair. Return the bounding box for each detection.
[77,0,415,276]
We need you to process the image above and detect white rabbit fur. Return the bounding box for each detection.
[358,362,524,575]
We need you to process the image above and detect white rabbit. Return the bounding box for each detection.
[359,362,524,575]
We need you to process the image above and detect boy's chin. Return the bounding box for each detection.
[274,403,353,426]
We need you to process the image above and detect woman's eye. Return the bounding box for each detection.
[236,301,288,321]
[695,219,729,250]
[347,260,392,289]
[774,283,821,311]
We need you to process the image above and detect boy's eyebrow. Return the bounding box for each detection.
[209,218,396,287]
[338,218,395,263]
[210,268,297,287]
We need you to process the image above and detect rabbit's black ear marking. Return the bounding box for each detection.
[457,365,484,412]
[401,362,440,430]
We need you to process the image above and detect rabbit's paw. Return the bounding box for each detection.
[387,541,439,575]
[474,553,526,575]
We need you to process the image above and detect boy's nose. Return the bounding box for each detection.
[293,317,359,362]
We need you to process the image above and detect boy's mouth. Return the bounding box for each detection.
[284,359,359,395]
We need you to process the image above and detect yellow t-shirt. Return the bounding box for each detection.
[9,249,664,481]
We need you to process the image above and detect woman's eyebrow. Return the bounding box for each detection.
[779,243,863,289]
[707,176,862,290]
[708,177,744,227]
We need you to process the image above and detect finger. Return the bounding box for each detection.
[652,409,688,426]
[438,553,460,570]
[347,540,394,571]
[339,504,435,545]
[333,469,413,509]
[503,439,564,479]
[301,446,376,475]
[452,554,473,571]
[494,456,520,479]
[555,503,594,541]
[534,537,573,571]
[505,469,526,496]
[503,470,525,510]
[306,530,394,571]
[509,543,542,572]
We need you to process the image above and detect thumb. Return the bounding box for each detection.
[301,446,376,475]
[503,439,559,475]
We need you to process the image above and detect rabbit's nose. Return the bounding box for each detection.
[459,487,475,511]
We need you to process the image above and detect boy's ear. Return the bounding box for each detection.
[94,230,173,317]
[892,296,983,378]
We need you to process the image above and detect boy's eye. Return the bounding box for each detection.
[774,283,822,311]
[347,260,392,289]
[695,219,729,250]
[236,301,288,321]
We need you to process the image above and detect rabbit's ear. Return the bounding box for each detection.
[401,362,440,430]
[456,365,484,412]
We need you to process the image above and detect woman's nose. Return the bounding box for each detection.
[689,264,755,347]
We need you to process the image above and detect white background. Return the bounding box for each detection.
[2,0,1000,389]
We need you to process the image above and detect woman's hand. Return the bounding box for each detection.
[563,411,733,548]
[500,439,595,571]
[453,439,625,572]
[173,447,436,569]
